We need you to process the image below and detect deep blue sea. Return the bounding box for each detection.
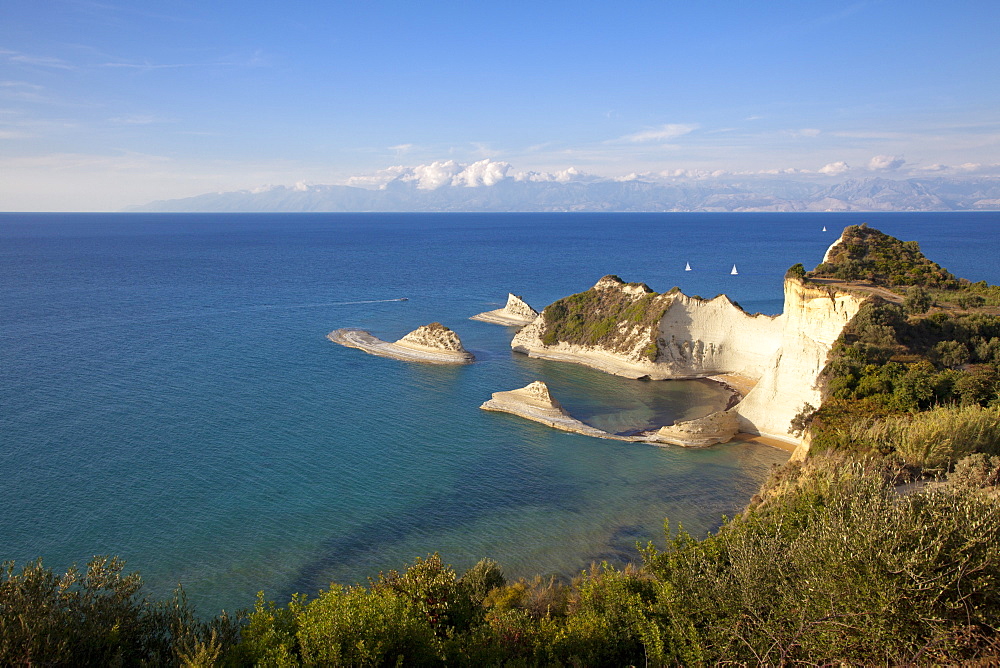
[2,211,999,615]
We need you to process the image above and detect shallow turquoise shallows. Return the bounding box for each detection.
[2,211,998,614]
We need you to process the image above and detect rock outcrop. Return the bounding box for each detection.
[480,381,739,447]
[471,293,539,326]
[480,381,615,438]
[329,322,475,364]
[511,275,868,447]
[648,409,740,447]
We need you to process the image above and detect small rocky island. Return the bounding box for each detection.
[480,381,614,439]
[470,293,539,326]
[329,322,475,364]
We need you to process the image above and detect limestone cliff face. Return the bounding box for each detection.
[396,322,470,354]
[512,276,781,380]
[650,409,740,447]
[656,293,782,379]
[821,230,846,264]
[735,278,866,443]
[512,275,867,445]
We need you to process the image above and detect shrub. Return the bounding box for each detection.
[0,556,235,667]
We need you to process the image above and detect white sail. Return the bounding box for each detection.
[685,261,691,271]
[822,226,827,232]
[731,264,738,275]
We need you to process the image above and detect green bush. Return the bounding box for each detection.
[642,460,1000,664]
[0,556,236,667]
[540,277,671,361]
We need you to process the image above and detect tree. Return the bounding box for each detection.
[904,285,932,314]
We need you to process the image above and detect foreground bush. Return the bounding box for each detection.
[7,462,999,665]
[0,556,237,666]
[238,462,1000,666]
[815,403,1000,467]
[645,459,1000,664]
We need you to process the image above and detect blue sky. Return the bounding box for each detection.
[2,0,998,210]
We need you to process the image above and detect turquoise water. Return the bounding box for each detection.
[2,212,998,614]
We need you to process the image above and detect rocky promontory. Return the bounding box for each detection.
[329,322,475,364]
[471,293,540,326]
[510,273,867,449]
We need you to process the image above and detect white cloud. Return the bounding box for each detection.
[819,161,851,175]
[868,155,905,171]
[388,143,414,153]
[408,160,463,189]
[513,166,593,183]
[452,159,510,187]
[1,49,74,70]
[346,165,411,189]
[617,123,698,143]
[793,128,822,137]
[346,159,513,190]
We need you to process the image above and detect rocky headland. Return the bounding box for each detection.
[507,269,868,453]
[471,293,540,326]
[329,322,475,364]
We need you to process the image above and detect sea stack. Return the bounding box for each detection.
[480,381,614,438]
[328,322,474,364]
[394,322,473,359]
[471,293,540,326]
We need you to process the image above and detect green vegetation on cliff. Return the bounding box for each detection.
[540,276,672,362]
[800,226,1000,464]
[811,223,958,288]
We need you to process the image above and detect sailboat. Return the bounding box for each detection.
[685,261,691,271]
[731,264,738,275]
[822,226,827,232]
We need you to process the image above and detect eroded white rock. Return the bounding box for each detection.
[471,293,540,326]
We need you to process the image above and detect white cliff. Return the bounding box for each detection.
[649,409,741,447]
[736,279,866,446]
[510,275,868,448]
[512,276,782,380]
[471,293,540,326]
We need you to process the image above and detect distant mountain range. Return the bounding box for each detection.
[128,176,1000,213]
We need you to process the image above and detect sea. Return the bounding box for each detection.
[2,211,999,615]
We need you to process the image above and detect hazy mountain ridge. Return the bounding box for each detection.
[129,176,1000,213]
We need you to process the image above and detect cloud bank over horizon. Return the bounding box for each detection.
[335,157,1000,194]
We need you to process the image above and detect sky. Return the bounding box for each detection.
[2,0,999,211]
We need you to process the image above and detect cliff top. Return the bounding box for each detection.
[540,276,673,361]
[808,223,957,290]
[797,224,1000,317]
